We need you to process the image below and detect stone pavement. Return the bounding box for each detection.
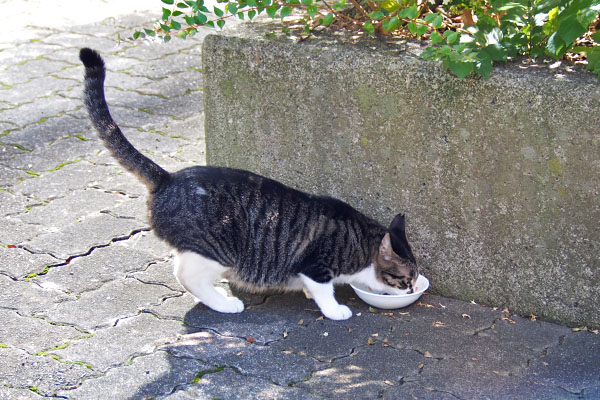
[0,1,598,399]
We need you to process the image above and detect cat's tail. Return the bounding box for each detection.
[79,48,169,191]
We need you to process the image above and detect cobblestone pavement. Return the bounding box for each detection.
[1,1,599,399]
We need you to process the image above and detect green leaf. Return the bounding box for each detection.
[162,7,171,20]
[280,5,292,19]
[382,15,401,33]
[430,31,444,44]
[398,5,418,19]
[363,21,375,35]
[557,15,587,45]
[227,3,238,13]
[333,0,346,11]
[407,21,417,34]
[217,19,226,29]
[416,23,428,36]
[476,51,493,79]
[194,13,208,24]
[482,43,506,61]
[170,20,182,30]
[586,47,600,75]
[322,12,334,25]
[368,10,386,20]
[266,5,279,17]
[424,13,442,29]
[546,31,566,58]
[248,9,256,19]
[144,28,157,37]
[301,0,312,5]
[446,60,474,78]
[177,2,189,8]
[172,10,183,16]
[214,6,225,17]
[306,5,318,18]
[161,0,174,4]
[444,30,459,44]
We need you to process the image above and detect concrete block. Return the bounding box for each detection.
[202,23,600,327]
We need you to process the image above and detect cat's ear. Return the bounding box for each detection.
[378,233,394,261]
[388,214,416,263]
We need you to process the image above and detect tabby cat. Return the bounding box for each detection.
[79,48,418,320]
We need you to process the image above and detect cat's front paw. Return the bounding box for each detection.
[212,296,245,313]
[322,304,352,320]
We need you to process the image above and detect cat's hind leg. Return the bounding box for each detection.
[300,274,352,320]
[173,251,244,313]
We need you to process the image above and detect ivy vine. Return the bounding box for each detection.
[128,0,600,79]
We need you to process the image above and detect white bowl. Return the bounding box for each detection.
[350,275,430,309]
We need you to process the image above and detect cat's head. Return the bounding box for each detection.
[374,214,419,293]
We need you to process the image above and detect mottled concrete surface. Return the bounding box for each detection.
[1,2,599,399]
[203,23,600,328]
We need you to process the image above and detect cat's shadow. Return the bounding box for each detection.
[128,285,361,399]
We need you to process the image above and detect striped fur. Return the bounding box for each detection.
[80,48,418,320]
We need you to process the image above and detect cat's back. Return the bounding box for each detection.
[161,165,354,214]
[150,165,372,242]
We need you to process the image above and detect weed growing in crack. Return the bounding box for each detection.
[192,366,224,383]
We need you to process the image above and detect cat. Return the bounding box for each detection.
[79,48,419,320]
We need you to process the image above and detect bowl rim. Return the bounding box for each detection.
[350,275,429,298]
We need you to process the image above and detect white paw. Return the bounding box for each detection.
[213,296,245,313]
[322,304,352,320]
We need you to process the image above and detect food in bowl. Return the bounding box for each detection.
[350,275,429,309]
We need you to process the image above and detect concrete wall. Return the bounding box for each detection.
[202,23,600,327]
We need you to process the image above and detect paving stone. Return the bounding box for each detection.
[1,217,44,246]
[117,228,172,258]
[524,331,600,393]
[181,291,321,345]
[270,308,405,362]
[163,368,320,400]
[137,69,203,99]
[296,343,425,399]
[39,32,117,51]
[477,313,572,352]
[0,245,59,279]
[39,277,178,330]
[0,189,38,215]
[131,259,181,292]
[18,188,135,225]
[164,331,318,386]
[4,57,75,81]
[0,309,83,354]
[0,274,71,315]
[0,347,94,396]
[0,386,41,400]
[23,211,147,259]
[55,350,206,400]
[0,95,80,127]
[1,136,99,173]
[51,313,185,372]
[0,76,78,105]
[416,357,578,400]
[34,240,160,295]
[14,159,116,201]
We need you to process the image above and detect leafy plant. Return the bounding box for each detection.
[128,0,600,79]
